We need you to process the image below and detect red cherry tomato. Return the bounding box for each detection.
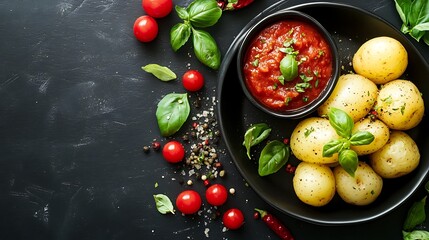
[223,208,244,230]
[205,184,228,206]
[176,190,202,215]
[182,70,205,92]
[162,140,185,163]
[133,15,158,43]
[142,0,173,18]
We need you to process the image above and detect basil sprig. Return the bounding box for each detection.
[243,123,272,159]
[170,0,222,69]
[395,0,429,45]
[258,140,290,176]
[322,108,374,176]
[156,93,190,137]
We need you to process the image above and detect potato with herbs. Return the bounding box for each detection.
[375,79,424,130]
[290,117,340,164]
[317,74,378,122]
[334,161,383,206]
[293,162,336,207]
[369,131,420,178]
[353,36,408,84]
[350,118,390,155]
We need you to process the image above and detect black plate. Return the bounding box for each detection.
[217,2,429,225]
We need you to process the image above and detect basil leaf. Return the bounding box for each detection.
[258,140,290,176]
[187,0,222,28]
[403,196,427,231]
[323,139,345,157]
[175,5,189,20]
[192,28,221,70]
[170,22,192,52]
[403,230,429,240]
[349,131,374,146]
[394,0,410,24]
[243,123,272,159]
[153,194,175,214]
[142,64,177,81]
[328,107,354,139]
[156,93,190,137]
[338,149,358,177]
[279,55,298,82]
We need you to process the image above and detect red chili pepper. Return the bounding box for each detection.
[217,0,254,11]
[254,208,295,240]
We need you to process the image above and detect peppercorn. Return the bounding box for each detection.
[143,146,150,153]
[152,141,161,151]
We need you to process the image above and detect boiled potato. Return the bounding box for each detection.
[293,162,336,207]
[375,79,424,130]
[353,36,408,84]
[350,118,390,155]
[317,74,378,122]
[369,131,420,178]
[334,161,383,206]
[290,117,339,164]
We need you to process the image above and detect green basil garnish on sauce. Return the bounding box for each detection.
[279,54,298,82]
[243,123,272,159]
[156,93,190,137]
[258,140,290,177]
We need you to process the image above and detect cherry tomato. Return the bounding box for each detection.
[223,208,244,230]
[182,70,205,92]
[162,140,185,163]
[176,190,202,215]
[205,184,228,206]
[133,15,158,43]
[142,0,173,18]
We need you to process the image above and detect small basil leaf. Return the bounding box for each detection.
[258,140,290,176]
[153,194,175,214]
[243,123,272,159]
[328,107,354,139]
[349,131,374,146]
[403,196,427,231]
[156,93,190,136]
[192,28,221,70]
[279,55,298,81]
[187,0,222,28]
[403,230,429,240]
[142,64,177,81]
[175,5,189,20]
[170,22,192,52]
[323,139,344,157]
[338,149,358,177]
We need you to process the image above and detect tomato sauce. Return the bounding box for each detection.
[243,20,333,111]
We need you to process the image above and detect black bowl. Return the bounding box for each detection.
[218,2,429,225]
[236,10,340,119]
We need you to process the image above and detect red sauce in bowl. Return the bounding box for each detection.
[243,20,333,112]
